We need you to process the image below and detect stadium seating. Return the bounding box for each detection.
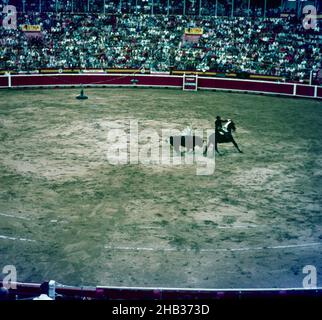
[0,6,321,81]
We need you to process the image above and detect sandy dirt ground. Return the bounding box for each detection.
[0,88,321,288]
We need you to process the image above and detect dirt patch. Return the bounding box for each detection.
[1,88,322,288]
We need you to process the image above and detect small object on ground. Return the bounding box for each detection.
[76,88,88,100]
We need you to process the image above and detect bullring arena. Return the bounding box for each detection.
[1,73,321,290]
[0,0,322,299]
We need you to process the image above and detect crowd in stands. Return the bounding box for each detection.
[0,6,321,81]
[1,0,289,17]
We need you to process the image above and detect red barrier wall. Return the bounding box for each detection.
[10,74,183,88]
[295,84,315,97]
[2,280,322,300]
[198,77,294,95]
[0,74,321,99]
[0,75,8,87]
[318,87,322,98]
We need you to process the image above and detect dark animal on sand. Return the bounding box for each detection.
[204,120,243,155]
[169,135,204,153]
